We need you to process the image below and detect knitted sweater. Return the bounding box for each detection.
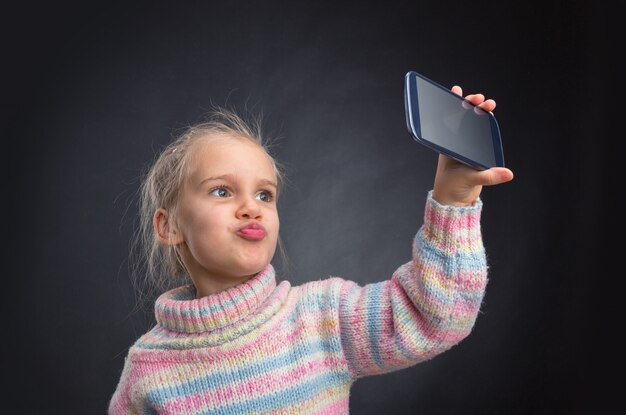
[109,193,488,414]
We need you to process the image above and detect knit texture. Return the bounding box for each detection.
[109,192,488,414]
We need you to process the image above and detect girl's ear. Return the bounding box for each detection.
[154,208,184,245]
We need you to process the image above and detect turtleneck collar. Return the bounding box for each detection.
[155,264,279,334]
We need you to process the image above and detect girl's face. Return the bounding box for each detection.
[175,135,279,295]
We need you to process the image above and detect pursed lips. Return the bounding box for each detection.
[237,222,266,241]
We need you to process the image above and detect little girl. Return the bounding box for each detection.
[109,86,514,414]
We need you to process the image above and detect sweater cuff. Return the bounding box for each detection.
[420,190,483,255]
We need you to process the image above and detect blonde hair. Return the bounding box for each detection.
[129,106,285,307]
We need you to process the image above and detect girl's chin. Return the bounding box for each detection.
[230,261,271,277]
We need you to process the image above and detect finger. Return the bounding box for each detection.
[477,99,496,113]
[451,85,463,96]
[465,93,485,106]
[470,167,514,186]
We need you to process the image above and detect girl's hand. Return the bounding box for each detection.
[432,85,514,207]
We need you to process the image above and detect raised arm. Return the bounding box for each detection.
[338,192,487,378]
[338,86,513,378]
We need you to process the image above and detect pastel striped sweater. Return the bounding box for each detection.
[109,193,488,414]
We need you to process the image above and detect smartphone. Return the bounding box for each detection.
[404,70,505,170]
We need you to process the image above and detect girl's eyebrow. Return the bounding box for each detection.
[198,174,277,189]
[258,179,278,189]
[199,174,233,186]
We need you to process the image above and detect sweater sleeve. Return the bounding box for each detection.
[108,355,137,415]
[338,191,488,379]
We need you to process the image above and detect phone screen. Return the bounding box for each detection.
[405,71,505,169]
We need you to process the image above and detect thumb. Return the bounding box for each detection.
[472,167,514,186]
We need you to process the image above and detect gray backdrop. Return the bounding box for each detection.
[6,0,613,413]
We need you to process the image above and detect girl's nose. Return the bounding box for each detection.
[236,196,262,219]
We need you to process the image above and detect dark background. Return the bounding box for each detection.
[6,0,614,413]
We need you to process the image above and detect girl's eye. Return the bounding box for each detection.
[209,187,230,198]
[256,190,274,203]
